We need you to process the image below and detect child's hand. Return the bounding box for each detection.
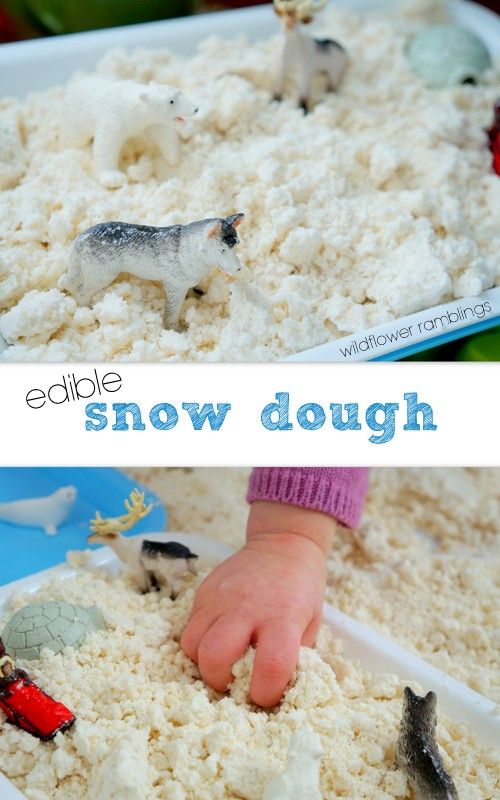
[180,501,335,707]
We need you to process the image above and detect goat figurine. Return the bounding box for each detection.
[273,0,348,113]
[87,490,198,598]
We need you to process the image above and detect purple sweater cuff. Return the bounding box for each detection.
[246,468,369,529]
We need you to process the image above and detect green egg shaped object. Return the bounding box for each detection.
[406,24,492,88]
[2,601,106,661]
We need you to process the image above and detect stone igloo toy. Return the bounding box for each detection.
[406,25,492,88]
[2,601,106,661]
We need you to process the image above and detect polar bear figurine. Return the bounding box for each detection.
[60,76,199,188]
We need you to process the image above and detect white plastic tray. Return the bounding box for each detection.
[1,533,499,799]
[0,1,499,361]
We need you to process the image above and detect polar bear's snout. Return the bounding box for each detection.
[170,90,199,123]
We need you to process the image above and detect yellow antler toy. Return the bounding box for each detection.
[90,489,153,538]
[274,0,327,24]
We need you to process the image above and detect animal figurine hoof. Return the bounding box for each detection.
[299,98,309,115]
[272,93,283,103]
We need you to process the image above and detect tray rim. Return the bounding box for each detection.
[0,0,499,363]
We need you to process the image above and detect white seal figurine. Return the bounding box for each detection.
[60,76,199,188]
[0,486,77,536]
[60,213,245,329]
[263,726,323,800]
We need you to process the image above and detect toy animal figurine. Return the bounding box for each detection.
[406,25,492,89]
[263,726,323,800]
[396,687,459,800]
[2,602,106,661]
[87,490,199,597]
[0,638,75,741]
[140,540,198,597]
[487,100,500,177]
[60,76,199,188]
[273,0,348,113]
[60,213,245,329]
[0,486,77,536]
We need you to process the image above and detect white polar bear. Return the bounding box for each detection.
[60,77,199,188]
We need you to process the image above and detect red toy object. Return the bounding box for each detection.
[486,99,500,176]
[0,7,21,43]
[0,640,75,742]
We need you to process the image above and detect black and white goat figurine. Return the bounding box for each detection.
[141,540,198,597]
[87,490,198,598]
[273,0,348,113]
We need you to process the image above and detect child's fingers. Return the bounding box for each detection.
[301,613,322,648]
[197,614,254,693]
[250,621,302,707]
[180,609,218,662]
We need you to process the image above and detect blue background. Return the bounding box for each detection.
[0,468,167,585]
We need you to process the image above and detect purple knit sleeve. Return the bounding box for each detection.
[246,468,369,529]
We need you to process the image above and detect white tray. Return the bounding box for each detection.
[0,1,499,362]
[1,533,499,799]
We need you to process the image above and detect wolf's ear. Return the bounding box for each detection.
[424,691,437,711]
[206,222,222,239]
[226,213,244,229]
[403,686,416,702]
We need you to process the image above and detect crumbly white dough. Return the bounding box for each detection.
[127,467,500,702]
[0,107,25,191]
[0,568,498,800]
[0,2,498,361]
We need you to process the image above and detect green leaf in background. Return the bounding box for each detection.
[4,0,194,35]
[455,328,500,361]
